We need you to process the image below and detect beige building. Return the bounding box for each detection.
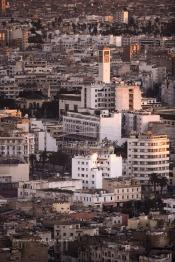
[115,83,142,111]
[128,215,157,230]
[103,177,141,202]
[127,133,169,178]
[52,202,70,214]
[0,161,29,183]
[0,131,35,162]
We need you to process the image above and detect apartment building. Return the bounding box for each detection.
[54,222,99,252]
[73,182,141,207]
[141,98,161,109]
[63,110,122,144]
[29,119,58,152]
[72,157,102,189]
[0,160,29,183]
[59,81,116,115]
[73,190,116,207]
[139,62,166,84]
[115,83,142,111]
[0,131,35,162]
[18,178,82,199]
[123,111,160,136]
[15,74,61,98]
[115,10,129,24]
[81,82,115,111]
[103,178,141,202]
[59,93,81,115]
[72,153,122,189]
[148,121,175,153]
[163,198,175,214]
[79,243,130,262]
[127,133,169,178]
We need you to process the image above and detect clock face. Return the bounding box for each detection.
[104,51,109,63]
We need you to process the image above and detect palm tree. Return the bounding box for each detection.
[148,173,160,197]
[29,154,36,173]
[39,150,48,168]
[157,176,168,196]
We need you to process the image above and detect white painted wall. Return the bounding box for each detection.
[100,112,122,144]
[38,131,57,152]
[115,86,130,111]
[72,154,102,189]
[72,153,122,188]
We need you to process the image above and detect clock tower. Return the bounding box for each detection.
[98,47,110,83]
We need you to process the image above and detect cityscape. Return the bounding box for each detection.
[0,0,175,261]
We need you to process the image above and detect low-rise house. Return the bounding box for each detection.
[163,198,175,214]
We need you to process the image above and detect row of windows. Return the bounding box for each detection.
[76,194,140,202]
[95,88,112,92]
[130,142,168,146]
[78,174,95,178]
[132,154,169,159]
[130,148,168,153]
[82,180,95,184]
[95,93,114,97]
[132,161,169,165]
[95,98,112,102]
[0,151,28,155]
[78,167,89,171]
[0,140,23,144]
[65,121,97,127]
[0,146,27,150]
[115,188,140,193]
[132,167,169,171]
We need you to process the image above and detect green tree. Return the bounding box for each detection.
[39,150,49,168]
[158,176,168,196]
[29,154,37,173]
[149,173,160,197]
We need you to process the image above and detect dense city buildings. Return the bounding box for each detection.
[0,0,175,261]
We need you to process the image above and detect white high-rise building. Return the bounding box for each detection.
[81,82,115,111]
[72,152,122,189]
[127,133,169,178]
[63,110,122,144]
[72,154,102,189]
[115,82,142,111]
[98,47,110,84]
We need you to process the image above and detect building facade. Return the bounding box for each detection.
[72,153,122,189]
[127,133,169,178]
[63,110,122,144]
[123,111,160,136]
[115,83,142,111]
